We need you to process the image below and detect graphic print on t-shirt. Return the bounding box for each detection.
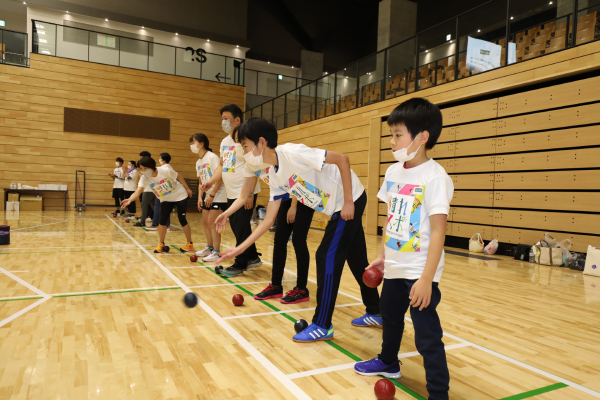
[150,178,175,198]
[384,182,425,252]
[198,163,212,184]
[222,146,237,173]
[287,173,330,212]
[114,168,123,179]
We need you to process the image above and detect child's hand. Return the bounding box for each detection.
[186,188,193,198]
[197,198,203,211]
[121,199,131,208]
[215,213,228,234]
[341,201,354,221]
[287,206,297,224]
[201,180,214,190]
[366,257,384,272]
[216,246,241,263]
[205,196,213,208]
[409,278,432,311]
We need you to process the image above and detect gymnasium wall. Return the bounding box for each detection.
[0,53,245,211]
[271,40,600,252]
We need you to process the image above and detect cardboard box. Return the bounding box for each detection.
[6,201,19,211]
[20,195,43,211]
[8,193,19,202]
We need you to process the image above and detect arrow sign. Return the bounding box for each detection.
[215,72,231,82]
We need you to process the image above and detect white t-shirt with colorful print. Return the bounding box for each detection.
[377,159,454,282]
[243,143,364,216]
[113,167,125,189]
[219,134,260,199]
[196,151,227,203]
[138,165,188,203]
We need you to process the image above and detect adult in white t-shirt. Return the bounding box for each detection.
[123,160,139,217]
[109,157,126,215]
[149,153,174,230]
[122,157,195,254]
[135,151,155,227]
[190,133,227,262]
[200,104,262,277]
[213,118,380,342]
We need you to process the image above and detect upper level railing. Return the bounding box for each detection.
[245,0,598,129]
[0,28,28,67]
[31,20,245,86]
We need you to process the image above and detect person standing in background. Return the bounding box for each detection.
[134,151,155,227]
[123,160,138,218]
[148,153,173,231]
[109,157,126,216]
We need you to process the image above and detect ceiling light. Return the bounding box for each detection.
[325,72,327,74]
[236,45,239,47]
[292,66,294,68]
[477,29,481,32]
[207,39,210,42]
[267,61,270,64]
[175,33,178,35]
[66,11,69,13]
[142,26,144,28]
[105,18,108,21]
[549,1,552,3]
[23,1,26,4]
[425,50,428,52]
[510,16,513,19]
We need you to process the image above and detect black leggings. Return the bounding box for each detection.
[159,198,189,227]
[272,199,315,289]
[124,190,136,213]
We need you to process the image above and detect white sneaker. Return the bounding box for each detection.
[195,246,212,257]
[203,250,221,262]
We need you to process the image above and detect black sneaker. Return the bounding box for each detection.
[280,287,310,304]
[247,258,263,269]
[222,263,245,277]
[253,284,283,300]
[133,222,144,227]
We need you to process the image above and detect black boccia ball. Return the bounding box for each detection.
[294,319,309,333]
[164,245,170,252]
[215,266,223,275]
[183,292,198,308]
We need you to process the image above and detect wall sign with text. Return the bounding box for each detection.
[184,47,207,63]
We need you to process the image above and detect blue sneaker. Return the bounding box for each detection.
[292,323,333,342]
[354,356,401,379]
[351,313,382,328]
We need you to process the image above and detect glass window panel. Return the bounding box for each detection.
[246,70,258,95]
[175,47,200,78]
[385,37,416,99]
[149,43,175,75]
[120,38,148,70]
[201,53,226,82]
[2,31,27,66]
[89,31,119,66]
[417,18,456,88]
[226,57,244,85]
[273,97,286,130]
[257,72,278,97]
[335,63,357,113]
[299,82,316,123]
[56,25,88,61]
[358,52,385,107]
[251,106,262,118]
[262,101,274,122]
[285,89,299,128]
[277,76,296,96]
[33,21,56,56]
[316,75,335,119]
[576,1,598,46]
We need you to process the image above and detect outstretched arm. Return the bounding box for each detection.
[214,176,256,234]
[122,187,144,208]
[325,151,354,221]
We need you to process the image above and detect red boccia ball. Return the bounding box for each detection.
[232,294,244,306]
[374,379,395,400]
[363,268,383,288]
[190,254,198,262]
[125,219,130,223]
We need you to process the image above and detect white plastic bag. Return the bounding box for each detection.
[484,239,499,255]
[469,233,484,253]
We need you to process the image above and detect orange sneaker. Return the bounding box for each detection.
[180,242,194,252]
[154,242,167,253]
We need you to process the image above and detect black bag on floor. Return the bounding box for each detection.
[514,244,531,262]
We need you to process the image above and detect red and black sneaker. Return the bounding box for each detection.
[280,287,310,304]
[253,284,283,300]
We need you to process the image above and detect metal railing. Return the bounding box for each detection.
[32,20,245,86]
[246,0,594,128]
[0,28,28,67]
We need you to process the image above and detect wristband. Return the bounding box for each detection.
[248,192,254,198]
[209,194,215,198]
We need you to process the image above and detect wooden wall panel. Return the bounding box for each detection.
[0,54,245,211]
[494,170,600,190]
[442,98,498,125]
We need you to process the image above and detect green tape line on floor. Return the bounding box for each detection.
[498,383,568,400]
[178,247,427,400]
[53,287,180,298]
[0,296,44,302]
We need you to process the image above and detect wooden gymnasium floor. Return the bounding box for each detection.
[1,210,599,400]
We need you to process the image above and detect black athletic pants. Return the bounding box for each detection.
[227,194,259,267]
[379,279,450,400]
[159,197,189,227]
[312,191,380,329]
[272,199,315,289]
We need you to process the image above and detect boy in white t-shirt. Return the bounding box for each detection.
[211,118,381,342]
[109,157,126,215]
[122,157,195,254]
[354,98,453,400]
[200,104,262,277]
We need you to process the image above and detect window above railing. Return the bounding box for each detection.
[0,28,28,68]
[31,20,246,86]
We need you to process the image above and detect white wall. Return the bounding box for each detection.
[27,5,248,59]
[245,58,299,77]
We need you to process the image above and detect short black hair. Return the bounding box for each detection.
[387,98,443,150]
[138,156,156,171]
[190,133,212,152]
[160,153,171,163]
[116,157,124,164]
[128,160,137,167]
[139,151,151,158]
[238,118,278,148]
[220,104,244,123]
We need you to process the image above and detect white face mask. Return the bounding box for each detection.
[392,133,422,163]
[115,161,120,167]
[159,159,164,165]
[190,144,200,154]
[141,169,153,178]
[222,119,233,134]
[244,143,271,171]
